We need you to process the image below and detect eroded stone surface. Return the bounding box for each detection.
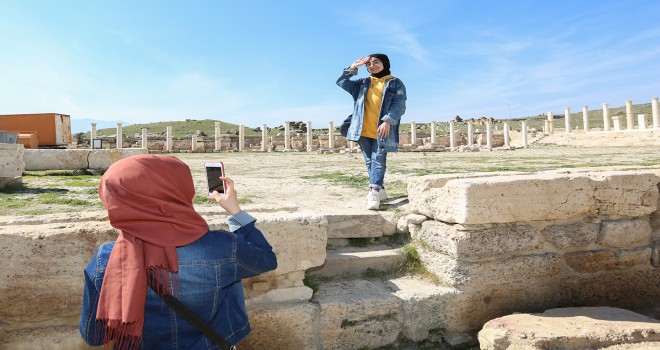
[478,307,660,350]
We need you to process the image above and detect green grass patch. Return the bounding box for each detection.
[38,192,91,206]
[303,274,332,299]
[398,243,442,285]
[301,172,369,188]
[362,268,387,279]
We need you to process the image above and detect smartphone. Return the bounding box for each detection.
[205,162,226,196]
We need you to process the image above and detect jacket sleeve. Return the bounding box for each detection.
[336,69,362,102]
[234,221,278,279]
[382,79,407,126]
[78,248,105,346]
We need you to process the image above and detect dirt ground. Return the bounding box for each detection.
[4,144,660,218]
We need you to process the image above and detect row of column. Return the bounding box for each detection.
[90,97,659,151]
[546,97,660,134]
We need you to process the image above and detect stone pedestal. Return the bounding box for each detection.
[612,116,621,131]
[0,143,25,189]
[638,114,647,130]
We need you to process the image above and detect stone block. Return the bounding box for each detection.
[447,281,559,332]
[241,302,320,350]
[408,170,659,225]
[541,221,600,249]
[419,221,544,260]
[564,248,652,273]
[325,213,387,239]
[478,307,660,350]
[559,269,660,309]
[0,221,117,321]
[599,219,652,248]
[420,250,562,288]
[317,279,402,350]
[24,149,147,171]
[388,276,461,342]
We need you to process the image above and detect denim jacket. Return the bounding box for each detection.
[336,69,407,152]
[79,211,277,349]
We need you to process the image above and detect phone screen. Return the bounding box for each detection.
[206,166,225,194]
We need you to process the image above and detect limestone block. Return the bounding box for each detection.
[559,269,660,309]
[478,307,660,350]
[87,148,148,170]
[388,276,461,342]
[408,170,660,225]
[246,286,313,304]
[599,219,652,248]
[317,279,402,350]
[419,221,544,260]
[379,211,398,235]
[420,250,562,288]
[325,212,387,239]
[447,281,559,332]
[241,302,320,350]
[0,143,25,177]
[24,149,147,171]
[564,248,652,273]
[0,221,117,322]
[541,221,600,249]
[247,212,327,275]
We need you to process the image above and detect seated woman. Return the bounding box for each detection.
[79,154,277,349]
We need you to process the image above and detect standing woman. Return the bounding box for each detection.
[337,53,407,210]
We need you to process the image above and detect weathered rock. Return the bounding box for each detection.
[241,302,320,350]
[408,170,659,225]
[478,307,660,350]
[541,221,600,249]
[599,218,652,248]
[24,148,148,171]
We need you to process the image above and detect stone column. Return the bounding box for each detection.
[652,97,659,128]
[521,121,528,148]
[306,121,313,152]
[328,121,335,149]
[410,122,417,146]
[214,122,221,151]
[486,121,492,150]
[449,121,455,148]
[582,106,589,132]
[467,123,473,146]
[602,103,610,131]
[546,112,554,134]
[261,124,267,152]
[503,122,510,147]
[166,126,172,152]
[141,128,148,149]
[239,125,245,151]
[638,114,648,130]
[626,100,633,130]
[612,116,621,131]
[430,121,437,144]
[191,134,196,151]
[90,123,97,149]
[116,123,123,149]
[284,121,291,151]
[564,107,571,133]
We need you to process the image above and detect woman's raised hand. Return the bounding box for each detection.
[349,56,370,70]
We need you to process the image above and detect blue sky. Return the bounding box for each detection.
[1,0,659,128]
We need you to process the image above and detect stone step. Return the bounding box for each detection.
[306,245,406,277]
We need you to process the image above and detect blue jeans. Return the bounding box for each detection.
[357,136,387,189]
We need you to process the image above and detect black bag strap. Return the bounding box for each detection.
[148,282,232,350]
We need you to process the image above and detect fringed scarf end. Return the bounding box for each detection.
[96,319,143,350]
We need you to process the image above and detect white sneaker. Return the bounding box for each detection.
[378,188,387,201]
[366,189,380,210]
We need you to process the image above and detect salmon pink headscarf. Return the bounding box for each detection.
[95,155,209,349]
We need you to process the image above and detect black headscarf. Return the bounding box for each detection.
[369,53,391,78]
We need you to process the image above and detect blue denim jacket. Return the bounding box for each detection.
[79,211,277,349]
[336,69,407,152]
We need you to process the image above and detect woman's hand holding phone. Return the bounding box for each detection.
[208,177,241,215]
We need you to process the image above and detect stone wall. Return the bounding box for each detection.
[23,148,149,171]
[406,168,660,330]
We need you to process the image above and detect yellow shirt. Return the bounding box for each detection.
[361,74,394,138]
